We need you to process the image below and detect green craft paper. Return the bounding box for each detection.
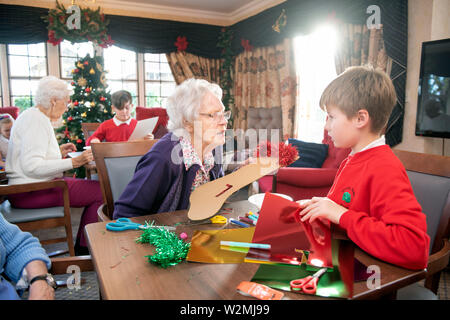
[251,239,354,299]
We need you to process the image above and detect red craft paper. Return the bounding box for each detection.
[250,193,333,268]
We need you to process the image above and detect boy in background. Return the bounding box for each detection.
[298,66,429,270]
[86,90,152,145]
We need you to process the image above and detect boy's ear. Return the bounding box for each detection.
[353,109,370,129]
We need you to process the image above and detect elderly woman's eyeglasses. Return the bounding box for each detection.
[199,110,231,122]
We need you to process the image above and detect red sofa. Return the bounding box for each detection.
[258,131,351,201]
[135,106,169,138]
[1,106,20,119]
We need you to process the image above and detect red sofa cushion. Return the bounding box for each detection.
[1,107,19,119]
[135,107,169,138]
[321,130,351,168]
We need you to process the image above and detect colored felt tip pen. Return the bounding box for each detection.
[220,241,271,250]
[229,219,250,228]
[247,214,258,221]
[239,216,256,225]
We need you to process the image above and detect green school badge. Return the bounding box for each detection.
[342,192,352,203]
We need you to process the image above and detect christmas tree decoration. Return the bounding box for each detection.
[217,28,234,128]
[42,1,114,48]
[89,68,95,74]
[272,9,287,33]
[136,221,191,268]
[77,76,87,87]
[56,53,113,177]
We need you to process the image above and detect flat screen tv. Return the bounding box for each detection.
[415,38,450,138]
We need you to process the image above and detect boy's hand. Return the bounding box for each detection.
[143,133,154,140]
[298,197,348,225]
[60,143,76,158]
[89,138,101,144]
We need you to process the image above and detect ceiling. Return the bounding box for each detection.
[116,0,257,14]
[98,0,286,25]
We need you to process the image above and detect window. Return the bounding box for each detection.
[144,53,175,107]
[104,45,139,106]
[7,43,47,111]
[294,26,337,143]
[59,40,94,79]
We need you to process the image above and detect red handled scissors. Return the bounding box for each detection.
[290,267,327,294]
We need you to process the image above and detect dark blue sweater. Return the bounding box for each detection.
[113,133,223,219]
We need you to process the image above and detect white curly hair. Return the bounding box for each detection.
[34,76,71,109]
[166,78,222,133]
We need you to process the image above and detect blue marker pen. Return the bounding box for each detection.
[229,218,250,228]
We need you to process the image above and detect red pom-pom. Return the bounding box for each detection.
[253,141,299,167]
[67,116,73,121]
[76,139,83,144]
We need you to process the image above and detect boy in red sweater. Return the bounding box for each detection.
[86,90,153,145]
[298,66,430,270]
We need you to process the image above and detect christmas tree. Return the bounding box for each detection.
[56,53,113,177]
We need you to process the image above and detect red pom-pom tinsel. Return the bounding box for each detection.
[253,141,299,167]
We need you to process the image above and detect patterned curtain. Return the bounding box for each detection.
[335,24,391,75]
[233,38,297,140]
[166,52,222,85]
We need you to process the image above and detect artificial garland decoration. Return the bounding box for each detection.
[42,1,114,47]
[175,36,188,52]
[272,9,287,33]
[217,27,235,128]
[240,39,253,52]
[136,221,191,268]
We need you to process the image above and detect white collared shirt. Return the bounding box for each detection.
[112,116,132,126]
[350,135,386,155]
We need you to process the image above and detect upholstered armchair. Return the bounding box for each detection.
[135,107,169,139]
[1,106,20,119]
[258,130,351,201]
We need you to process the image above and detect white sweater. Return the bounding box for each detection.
[6,107,73,185]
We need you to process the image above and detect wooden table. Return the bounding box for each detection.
[85,200,426,300]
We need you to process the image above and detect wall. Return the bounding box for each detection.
[395,0,450,156]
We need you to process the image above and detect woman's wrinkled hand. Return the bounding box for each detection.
[71,149,94,168]
[60,143,76,158]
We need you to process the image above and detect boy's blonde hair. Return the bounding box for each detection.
[319,65,397,134]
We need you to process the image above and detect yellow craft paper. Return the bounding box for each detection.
[186,227,255,263]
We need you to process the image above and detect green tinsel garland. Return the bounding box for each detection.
[136,221,190,268]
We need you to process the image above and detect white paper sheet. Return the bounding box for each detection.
[128,117,159,141]
[68,151,83,158]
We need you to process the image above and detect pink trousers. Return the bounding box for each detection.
[8,177,103,248]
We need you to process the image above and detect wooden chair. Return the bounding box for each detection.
[81,122,100,141]
[392,149,450,299]
[91,140,158,221]
[81,123,101,179]
[0,180,75,257]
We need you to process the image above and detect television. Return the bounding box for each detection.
[415,38,450,138]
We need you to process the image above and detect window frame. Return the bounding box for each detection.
[6,43,49,110]
[143,53,176,108]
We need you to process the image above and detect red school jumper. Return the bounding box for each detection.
[330,145,430,270]
[86,118,138,145]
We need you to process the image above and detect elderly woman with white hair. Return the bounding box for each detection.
[6,76,102,255]
[113,78,229,218]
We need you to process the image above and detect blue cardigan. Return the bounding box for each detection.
[113,132,224,219]
[0,213,51,299]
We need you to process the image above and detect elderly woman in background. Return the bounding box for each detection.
[114,78,230,219]
[6,76,102,255]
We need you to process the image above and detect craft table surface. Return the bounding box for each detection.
[85,200,426,300]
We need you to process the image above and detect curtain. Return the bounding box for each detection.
[166,52,222,85]
[335,24,391,75]
[334,23,407,145]
[233,38,297,140]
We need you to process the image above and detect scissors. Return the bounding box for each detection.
[290,267,327,294]
[186,215,228,226]
[106,218,175,232]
